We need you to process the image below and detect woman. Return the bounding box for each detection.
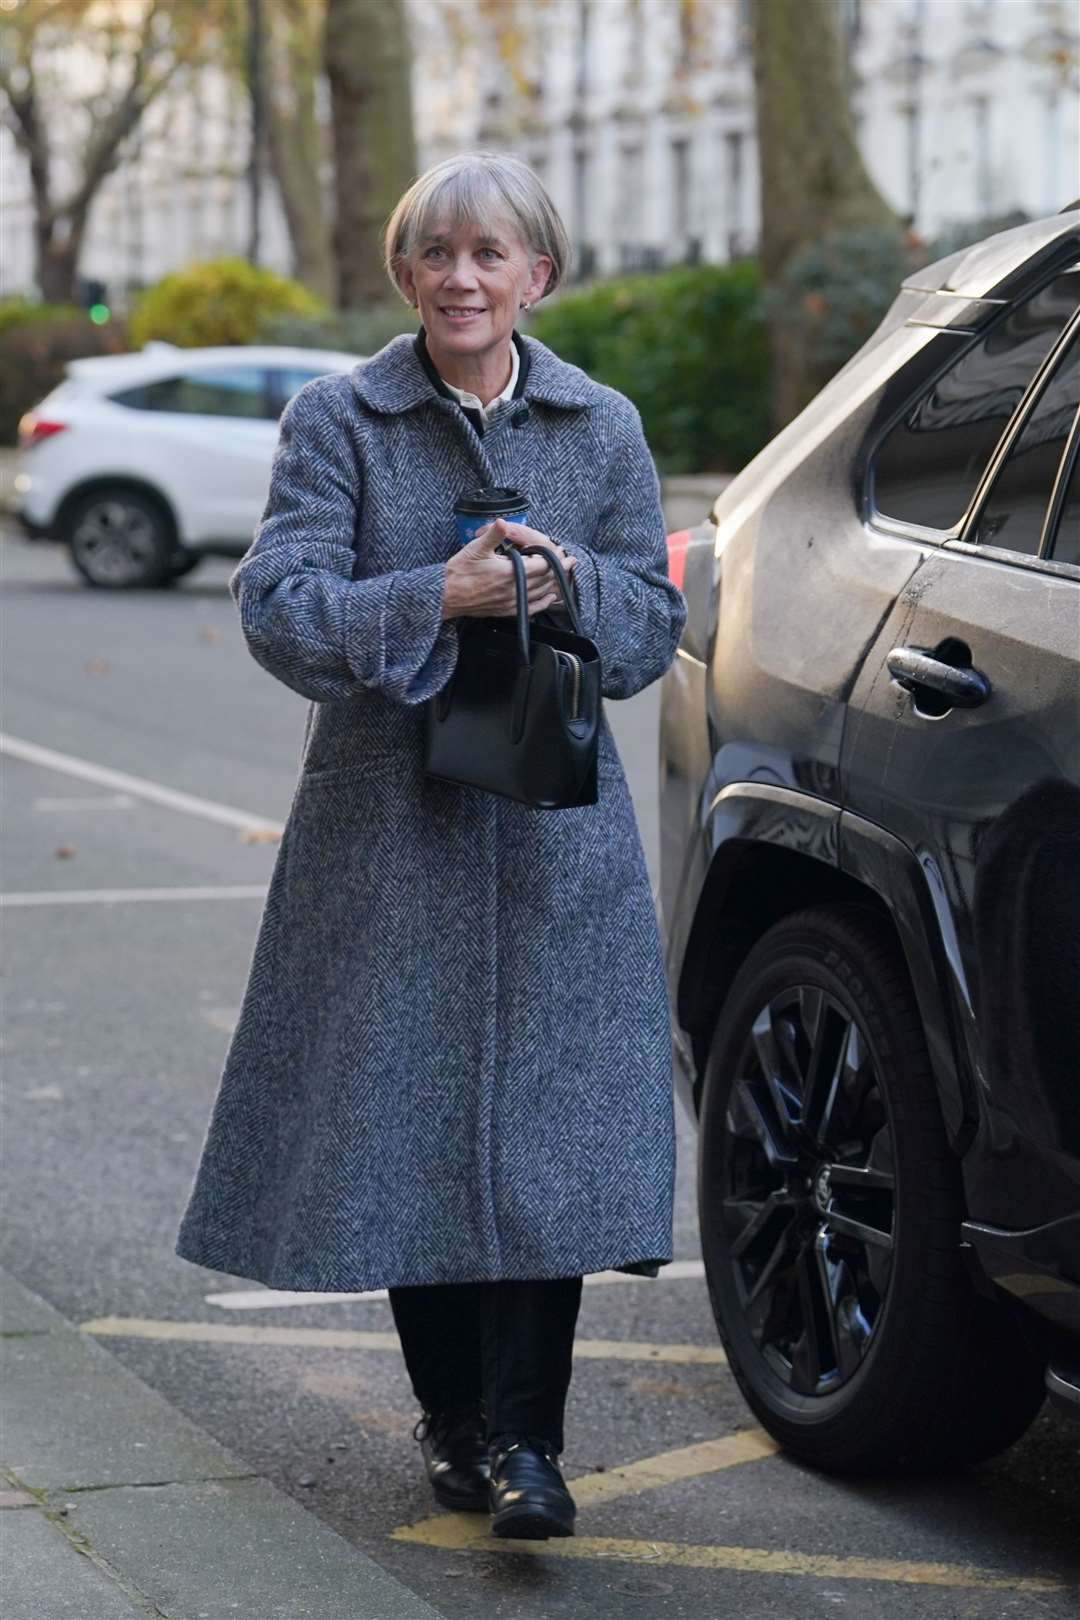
[177,151,686,1540]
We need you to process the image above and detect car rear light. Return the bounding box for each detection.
[18,413,68,449]
[666,529,690,592]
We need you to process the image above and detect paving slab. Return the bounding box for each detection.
[67,1477,444,1620]
[0,1267,449,1620]
[1,1508,144,1620]
[0,1267,67,1335]
[1,1326,247,1489]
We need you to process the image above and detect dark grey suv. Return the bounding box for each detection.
[660,207,1080,1472]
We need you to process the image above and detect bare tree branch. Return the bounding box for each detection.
[0,0,218,301]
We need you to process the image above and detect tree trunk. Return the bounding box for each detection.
[266,1,333,301]
[39,238,81,305]
[324,0,417,310]
[752,0,899,426]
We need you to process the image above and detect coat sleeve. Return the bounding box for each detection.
[229,381,458,705]
[556,401,687,701]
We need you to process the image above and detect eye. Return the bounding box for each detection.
[478,247,502,261]
[422,245,447,262]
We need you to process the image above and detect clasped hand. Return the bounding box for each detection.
[442,518,577,621]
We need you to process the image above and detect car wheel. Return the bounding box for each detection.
[63,488,175,589]
[698,903,1044,1473]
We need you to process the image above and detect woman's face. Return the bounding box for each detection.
[400,214,552,365]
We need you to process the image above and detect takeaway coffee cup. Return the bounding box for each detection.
[454,487,529,548]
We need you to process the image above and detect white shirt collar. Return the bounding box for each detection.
[439,342,519,420]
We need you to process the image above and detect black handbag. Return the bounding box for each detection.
[424,544,602,808]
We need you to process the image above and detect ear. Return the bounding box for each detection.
[524,254,553,307]
[395,258,418,307]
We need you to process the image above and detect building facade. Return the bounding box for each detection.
[1,0,1077,306]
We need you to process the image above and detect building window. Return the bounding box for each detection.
[672,137,691,244]
[624,0,644,86]
[575,0,591,100]
[618,144,643,263]
[572,145,592,278]
[840,0,863,38]
[735,0,752,55]
[972,95,992,218]
[724,130,745,257]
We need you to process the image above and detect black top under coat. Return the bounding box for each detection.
[413,327,531,439]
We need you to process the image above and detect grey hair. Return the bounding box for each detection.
[384,151,571,301]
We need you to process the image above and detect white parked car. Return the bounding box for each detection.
[15,343,363,588]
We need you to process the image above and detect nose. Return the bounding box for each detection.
[443,253,479,290]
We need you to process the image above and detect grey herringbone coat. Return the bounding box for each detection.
[176,333,687,1290]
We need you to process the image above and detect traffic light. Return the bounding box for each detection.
[76,277,110,324]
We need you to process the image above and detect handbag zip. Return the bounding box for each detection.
[557,650,583,720]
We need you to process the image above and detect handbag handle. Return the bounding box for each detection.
[515,544,586,639]
[500,544,533,668]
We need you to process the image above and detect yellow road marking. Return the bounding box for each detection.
[571,1429,777,1508]
[82,1319,403,1352]
[74,1310,1071,1596]
[390,1523,1067,1592]
[79,1317,726,1365]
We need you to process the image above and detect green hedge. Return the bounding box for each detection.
[0,299,125,445]
[528,263,769,475]
[128,258,323,349]
[764,226,926,382]
[259,304,418,355]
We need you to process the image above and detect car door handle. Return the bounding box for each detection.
[886,646,992,709]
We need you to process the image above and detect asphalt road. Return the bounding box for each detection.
[3,528,1079,1620]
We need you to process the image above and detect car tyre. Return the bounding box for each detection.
[63,487,176,589]
[698,903,1045,1473]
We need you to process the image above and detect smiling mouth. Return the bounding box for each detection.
[441,307,486,319]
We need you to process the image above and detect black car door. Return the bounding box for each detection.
[842,297,1080,1241]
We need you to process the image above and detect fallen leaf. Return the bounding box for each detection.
[84,657,110,674]
[54,844,77,859]
[199,626,222,644]
[239,825,282,845]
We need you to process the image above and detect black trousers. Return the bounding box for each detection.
[388,1277,583,1454]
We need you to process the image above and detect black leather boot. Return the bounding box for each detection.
[489,1436,576,1539]
[414,1408,490,1512]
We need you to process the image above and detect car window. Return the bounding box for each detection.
[112,367,272,419]
[969,326,1080,556]
[1049,432,1080,567]
[872,266,1080,532]
[273,368,328,405]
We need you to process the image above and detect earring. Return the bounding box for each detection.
[521,300,531,311]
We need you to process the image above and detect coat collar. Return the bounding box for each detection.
[350,331,594,416]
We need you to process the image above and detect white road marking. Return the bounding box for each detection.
[34,793,136,811]
[1,885,269,908]
[204,1260,707,1311]
[0,732,283,836]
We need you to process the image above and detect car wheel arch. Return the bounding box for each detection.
[680,838,885,1075]
[56,477,182,549]
[678,809,974,1154]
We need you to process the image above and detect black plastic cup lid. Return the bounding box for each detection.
[454,487,528,516]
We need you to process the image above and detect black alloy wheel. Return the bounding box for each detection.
[698,904,1045,1473]
[64,487,175,588]
[722,985,895,1399]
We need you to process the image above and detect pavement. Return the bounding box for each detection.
[0,1268,448,1620]
[3,523,1080,1620]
